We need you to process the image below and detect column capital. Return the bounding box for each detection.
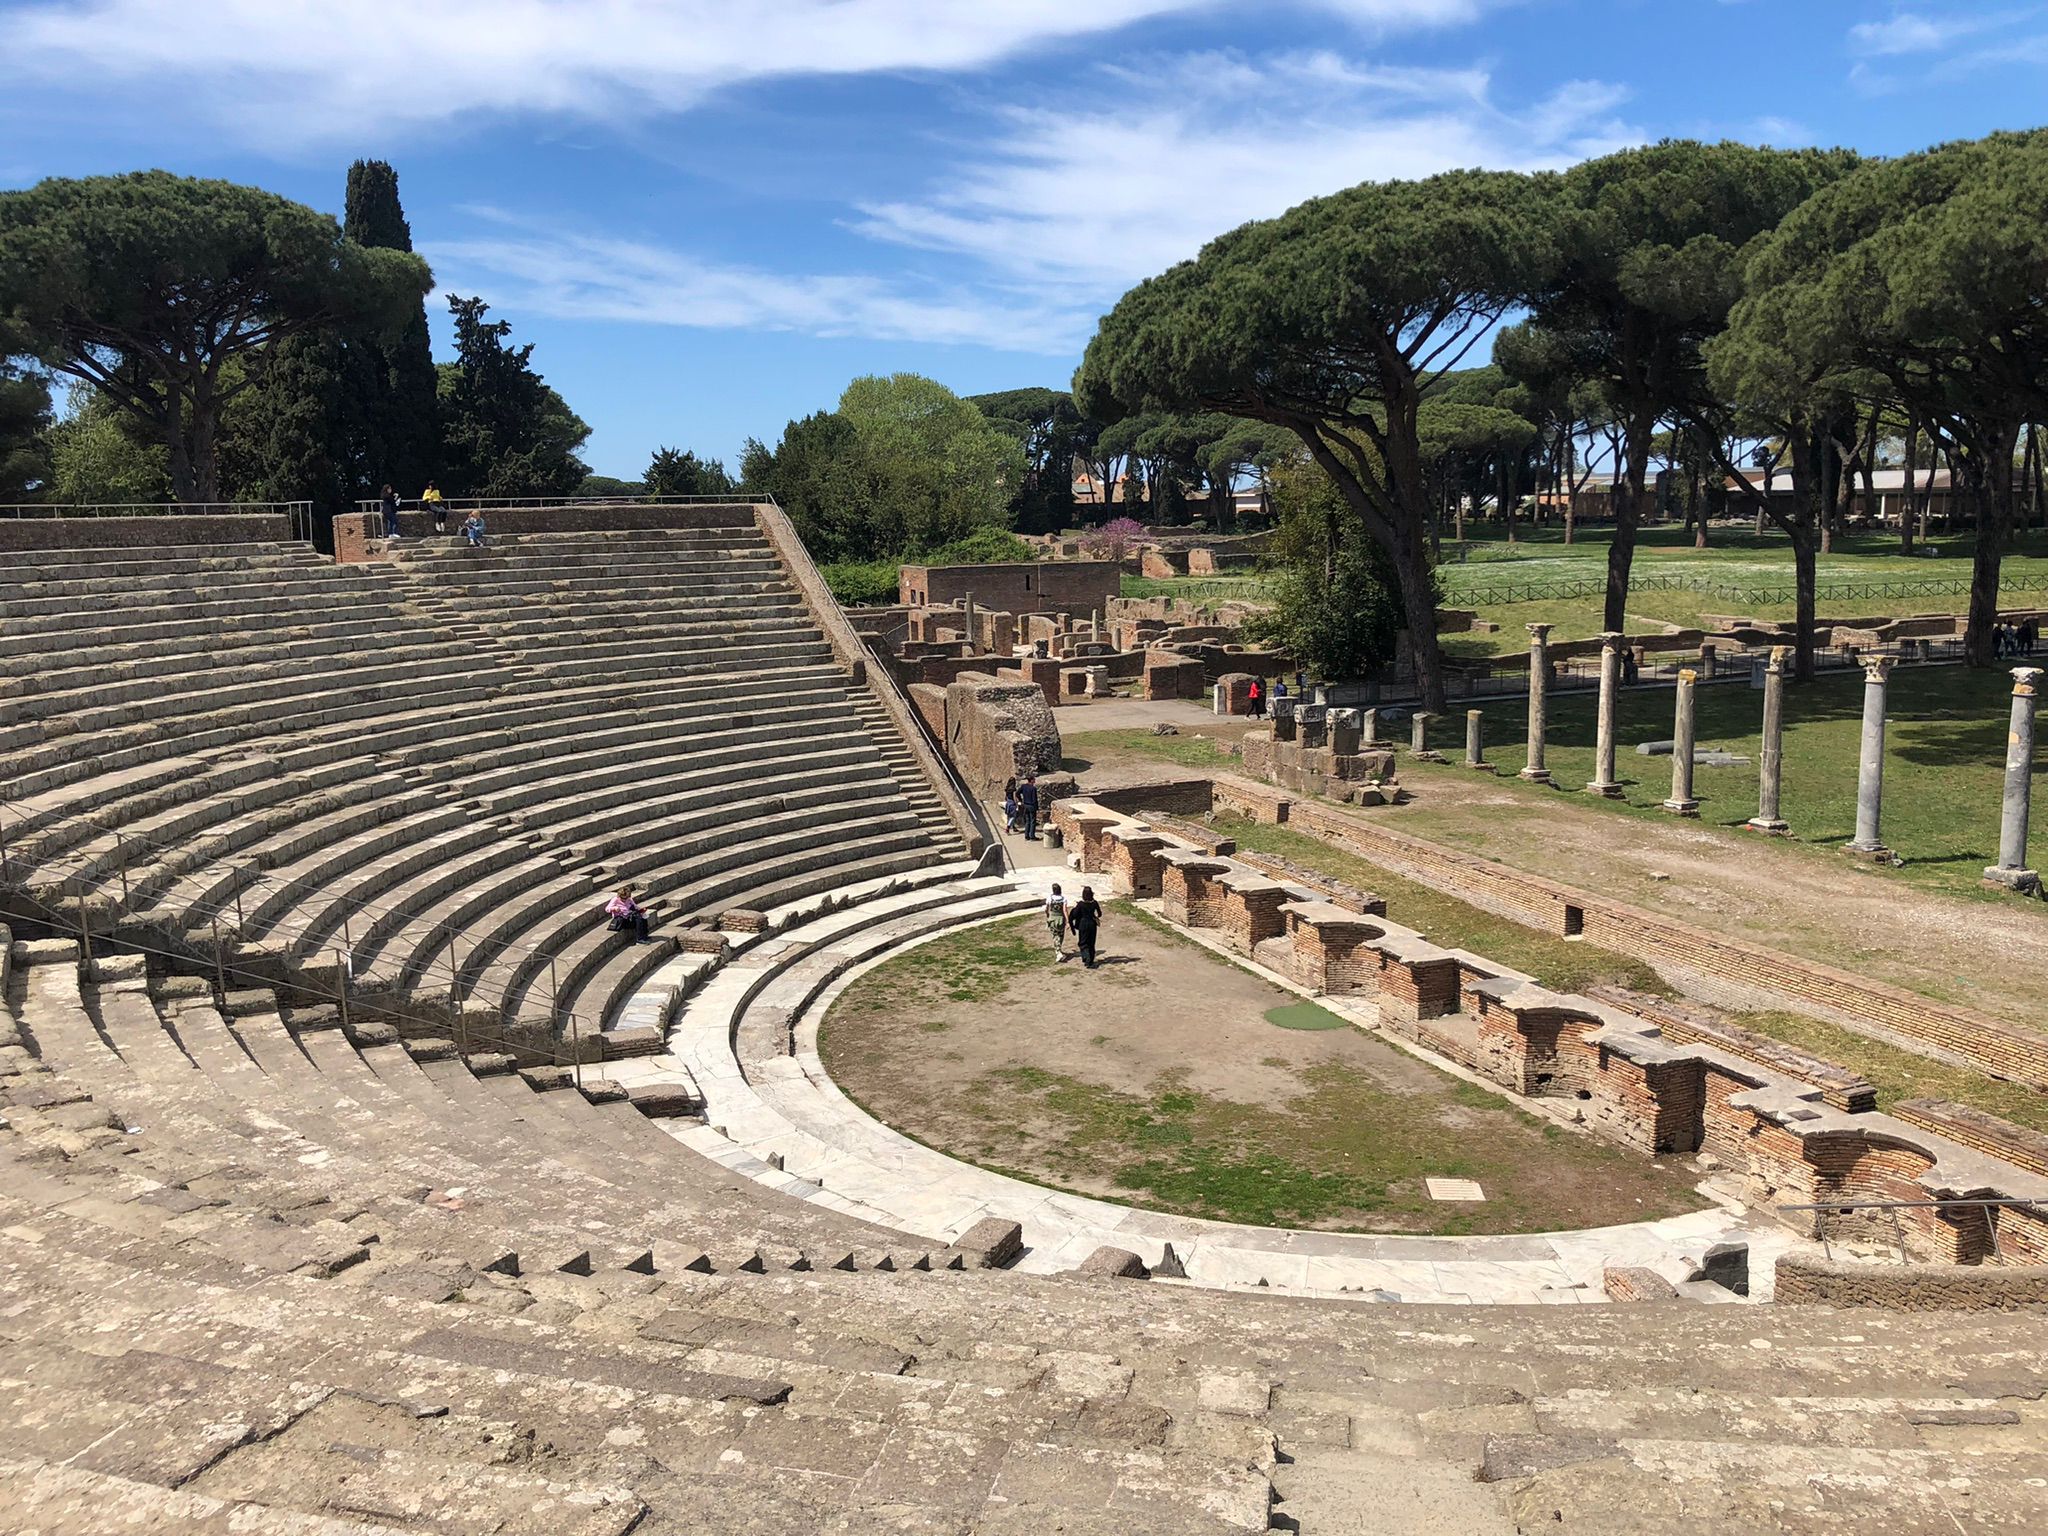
[1861,656,1895,684]
[1677,668,1696,685]
[2013,666,2044,697]
[1599,630,1625,648]
[1766,644,1790,672]
[1526,623,1553,642]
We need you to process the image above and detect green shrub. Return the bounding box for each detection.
[821,558,902,606]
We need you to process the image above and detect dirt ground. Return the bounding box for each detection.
[1063,717,2048,1024]
[820,909,1708,1236]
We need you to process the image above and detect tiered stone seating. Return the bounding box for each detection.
[0,518,967,1053]
[10,927,2048,1533]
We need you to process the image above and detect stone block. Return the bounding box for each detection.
[1601,1266,1678,1303]
[1074,1245,1149,1279]
[1213,672,1257,715]
[948,1217,1024,1269]
[1687,1241,1749,1296]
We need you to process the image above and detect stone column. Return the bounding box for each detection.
[1411,710,1440,762]
[1986,667,2042,892]
[1521,623,1553,784]
[1465,709,1493,772]
[962,590,977,655]
[1586,631,1624,797]
[1747,646,1790,834]
[1662,670,1700,816]
[1360,707,1380,746]
[1846,656,1894,858]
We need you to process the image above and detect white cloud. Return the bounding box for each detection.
[432,48,1639,353]
[0,0,1495,142]
[1848,13,1951,54]
[851,55,1638,290]
[424,213,1092,353]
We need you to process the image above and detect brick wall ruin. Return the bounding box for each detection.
[908,671,1068,801]
[1048,794,2048,1272]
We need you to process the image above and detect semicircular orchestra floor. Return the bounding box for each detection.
[605,868,1804,1304]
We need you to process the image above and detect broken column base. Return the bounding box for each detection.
[1660,798,1700,817]
[1465,761,1497,774]
[1983,865,2041,895]
[1517,768,1553,785]
[1584,780,1624,799]
[1744,817,1789,835]
[1844,842,1895,864]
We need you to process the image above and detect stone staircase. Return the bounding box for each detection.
[7,925,2048,1532]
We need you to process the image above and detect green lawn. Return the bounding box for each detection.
[1404,664,2031,906]
[1061,726,1241,775]
[1204,814,1672,997]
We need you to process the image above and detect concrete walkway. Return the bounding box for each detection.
[605,868,1806,1304]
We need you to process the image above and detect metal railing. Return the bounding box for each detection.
[0,500,313,519]
[354,492,766,514]
[1778,1197,2047,1265]
[0,501,321,545]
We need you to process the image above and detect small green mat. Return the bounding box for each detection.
[1264,1001,1349,1031]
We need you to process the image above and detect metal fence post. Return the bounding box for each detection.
[335,946,351,1036]
[71,875,93,969]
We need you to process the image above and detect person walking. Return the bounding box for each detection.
[421,481,447,534]
[1018,773,1041,841]
[1002,776,1020,834]
[1068,886,1102,969]
[1044,883,1069,964]
[2026,618,2039,658]
[605,883,652,943]
[379,484,401,541]
[1247,678,1264,718]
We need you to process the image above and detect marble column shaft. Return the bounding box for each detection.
[1522,623,1552,783]
[1748,646,1790,833]
[1848,657,1893,853]
[1989,667,2042,884]
[1662,670,1699,814]
[1587,631,1623,796]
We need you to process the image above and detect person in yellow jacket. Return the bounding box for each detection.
[420,481,447,534]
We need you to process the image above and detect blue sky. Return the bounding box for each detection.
[4,0,2046,479]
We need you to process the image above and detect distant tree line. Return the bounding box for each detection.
[1078,132,2048,706]
[0,164,714,533]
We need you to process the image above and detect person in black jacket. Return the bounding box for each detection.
[1068,886,1102,969]
[1017,773,1041,840]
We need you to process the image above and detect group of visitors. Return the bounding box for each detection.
[1242,677,1288,718]
[377,481,487,548]
[1995,619,2039,659]
[1043,882,1103,968]
[1003,774,1042,840]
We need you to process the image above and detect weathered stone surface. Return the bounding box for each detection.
[947,1217,1024,1269]
[1074,1245,1148,1280]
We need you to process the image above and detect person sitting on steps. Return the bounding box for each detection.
[605,883,651,943]
[461,509,487,549]
[421,481,447,534]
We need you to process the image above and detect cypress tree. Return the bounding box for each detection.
[345,160,440,498]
